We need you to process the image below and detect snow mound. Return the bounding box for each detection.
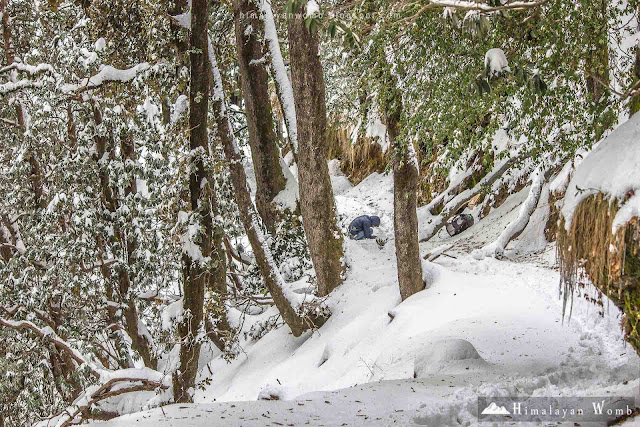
[366,112,391,153]
[421,259,441,288]
[328,159,352,195]
[273,158,299,211]
[485,48,510,77]
[562,112,640,230]
[257,384,297,401]
[414,339,488,377]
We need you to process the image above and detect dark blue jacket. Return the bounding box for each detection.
[349,215,380,239]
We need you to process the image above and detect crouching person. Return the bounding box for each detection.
[349,215,381,240]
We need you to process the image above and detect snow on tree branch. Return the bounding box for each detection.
[397,0,547,25]
[0,61,153,96]
[1,311,170,424]
[419,155,521,242]
[60,63,151,94]
[409,0,546,12]
[54,373,168,427]
[0,317,88,367]
[0,62,56,76]
[0,78,43,95]
[475,165,547,259]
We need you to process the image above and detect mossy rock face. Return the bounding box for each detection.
[544,191,563,243]
[326,123,388,185]
[621,222,640,350]
[558,194,640,354]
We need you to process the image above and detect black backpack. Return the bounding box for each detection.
[445,214,475,237]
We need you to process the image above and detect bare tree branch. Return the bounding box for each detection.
[0,317,88,367]
[57,377,168,427]
[586,71,640,102]
[0,117,19,127]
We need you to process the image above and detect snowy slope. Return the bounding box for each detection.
[562,112,640,230]
[91,163,640,426]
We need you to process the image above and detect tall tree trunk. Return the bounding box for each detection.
[117,134,159,369]
[173,0,211,403]
[258,0,298,157]
[168,0,189,64]
[630,42,640,116]
[377,44,424,301]
[204,195,230,352]
[287,10,344,297]
[388,113,424,301]
[233,0,285,231]
[208,42,325,337]
[167,0,230,354]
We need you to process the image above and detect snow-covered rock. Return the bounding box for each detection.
[257,384,297,401]
[562,112,640,230]
[413,339,488,377]
[421,259,441,288]
[328,159,352,195]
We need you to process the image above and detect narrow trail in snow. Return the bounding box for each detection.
[331,166,639,423]
[94,164,640,427]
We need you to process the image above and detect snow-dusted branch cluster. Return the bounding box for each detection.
[0,60,154,96]
[395,0,546,26]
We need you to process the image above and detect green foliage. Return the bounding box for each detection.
[0,0,242,421]
[323,0,636,179]
[326,19,360,48]
[286,0,306,15]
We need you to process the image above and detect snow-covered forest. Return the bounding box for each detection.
[1,0,639,425]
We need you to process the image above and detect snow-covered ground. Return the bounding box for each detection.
[92,162,640,426]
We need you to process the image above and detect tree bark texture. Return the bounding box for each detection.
[388,113,424,301]
[233,0,285,231]
[631,42,640,116]
[287,12,344,297]
[174,0,211,403]
[208,47,325,337]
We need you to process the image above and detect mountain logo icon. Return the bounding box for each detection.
[481,402,511,415]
